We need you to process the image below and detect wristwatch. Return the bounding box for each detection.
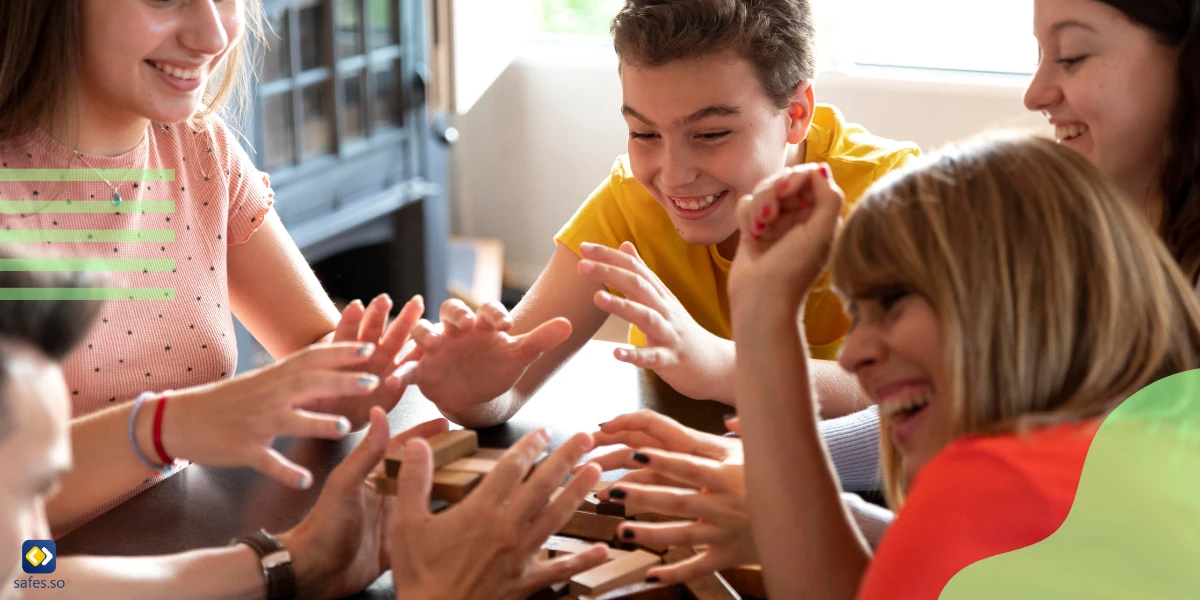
[230,529,296,600]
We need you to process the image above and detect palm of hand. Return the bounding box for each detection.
[413,330,531,413]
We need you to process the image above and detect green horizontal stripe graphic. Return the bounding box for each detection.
[0,169,175,181]
[0,200,175,214]
[0,230,175,243]
[0,288,175,300]
[0,259,175,272]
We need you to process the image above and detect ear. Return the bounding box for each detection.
[785,81,816,145]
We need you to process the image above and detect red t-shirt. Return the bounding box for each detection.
[856,420,1101,599]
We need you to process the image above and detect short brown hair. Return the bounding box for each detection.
[611,0,816,108]
[832,134,1200,505]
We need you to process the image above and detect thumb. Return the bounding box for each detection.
[516,317,572,359]
[334,406,390,484]
[807,162,845,229]
[395,438,434,519]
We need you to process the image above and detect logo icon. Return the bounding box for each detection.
[22,540,55,574]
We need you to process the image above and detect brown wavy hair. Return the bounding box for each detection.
[831,135,1200,505]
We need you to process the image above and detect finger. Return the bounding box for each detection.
[359,293,394,345]
[394,437,434,520]
[379,295,425,359]
[513,432,596,524]
[607,481,726,522]
[279,409,353,440]
[592,431,673,452]
[438,298,477,334]
[579,242,643,277]
[385,417,451,457]
[593,292,671,341]
[475,301,513,333]
[334,406,390,484]
[278,370,380,407]
[332,299,366,343]
[624,448,729,492]
[646,548,730,586]
[585,446,657,472]
[474,429,552,503]
[613,346,674,370]
[724,416,741,436]
[597,410,723,459]
[408,319,442,351]
[577,260,662,309]
[525,545,609,595]
[385,361,419,393]
[736,192,759,241]
[515,318,572,361]
[529,462,603,543]
[599,468,695,501]
[807,161,846,223]
[249,447,315,490]
[280,342,375,373]
[619,520,726,551]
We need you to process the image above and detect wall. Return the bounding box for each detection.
[453,42,1047,287]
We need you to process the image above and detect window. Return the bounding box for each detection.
[533,0,1037,76]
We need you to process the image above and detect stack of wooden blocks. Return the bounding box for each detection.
[376,429,767,600]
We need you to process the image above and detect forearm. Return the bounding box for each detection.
[50,546,263,600]
[441,389,527,428]
[811,359,872,419]
[47,400,162,527]
[735,303,870,600]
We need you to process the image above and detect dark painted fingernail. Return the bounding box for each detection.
[645,576,660,584]
[622,529,635,540]
[632,452,650,464]
[609,488,627,500]
[598,421,609,427]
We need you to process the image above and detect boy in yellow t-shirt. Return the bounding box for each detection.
[404,0,919,427]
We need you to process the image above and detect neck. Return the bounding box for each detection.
[1118,170,1167,234]
[44,91,150,157]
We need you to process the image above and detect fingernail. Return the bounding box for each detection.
[723,413,737,421]
[621,528,635,540]
[615,348,628,359]
[645,576,660,584]
[579,261,594,274]
[580,242,594,252]
[609,488,627,500]
[753,220,764,234]
[632,452,650,465]
[776,179,789,194]
[598,421,609,427]
[351,299,364,309]
[357,343,375,356]
[336,418,351,434]
[818,164,830,180]
[298,473,312,489]
[405,440,423,460]
[358,375,379,388]
[538,428,551,443]
[760,204,771,220]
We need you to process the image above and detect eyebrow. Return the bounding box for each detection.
[620,104,742,128]
[1050,20,1098,35]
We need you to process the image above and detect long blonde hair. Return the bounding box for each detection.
[831,134,1200,506]
[0,0,265,141]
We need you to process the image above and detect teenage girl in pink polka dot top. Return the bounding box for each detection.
[0,0,424,536]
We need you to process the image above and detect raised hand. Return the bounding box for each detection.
[399,299,572,415]
[578,242,735,402]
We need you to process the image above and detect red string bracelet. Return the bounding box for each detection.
[152,392,174,466]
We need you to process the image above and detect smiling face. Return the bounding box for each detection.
[619,51,810,249]
[0,345,72,589]
[1024,0,1179,199]
[838,291,952,485]
[78,0,245,126]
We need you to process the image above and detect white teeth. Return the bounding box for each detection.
[152,61,202,81]
[672,191,721,211]
[879,391,931,422]
[1055,123,1089,142]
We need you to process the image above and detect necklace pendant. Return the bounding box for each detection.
[111,190,123,207]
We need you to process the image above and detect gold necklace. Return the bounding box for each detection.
[73,151,126,207]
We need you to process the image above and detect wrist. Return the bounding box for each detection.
[160,389,196,462]
[276,528,328,599]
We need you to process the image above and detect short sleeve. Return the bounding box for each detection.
[857,445,1065,600]
[210,117,275,246]
[554,159,636,258]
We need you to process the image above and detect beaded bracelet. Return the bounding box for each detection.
[128,391,167,471]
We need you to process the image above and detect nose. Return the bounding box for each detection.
[1023,62,1062,114]
[837,323,885,378]
[180,0,234,58]
[660,140,699,191]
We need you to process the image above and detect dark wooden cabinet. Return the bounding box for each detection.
[235,0,448,371]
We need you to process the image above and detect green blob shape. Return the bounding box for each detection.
[0,168,175,181]
[0,288,176,301]
[941,370,1200,598]
[0,200,175,214]
[0,259,175,272]
[0,229,176,243]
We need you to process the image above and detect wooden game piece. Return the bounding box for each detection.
[717,566,766,599]
[385,429,478,477]
[527,581,569,600]
[373,473,397,496]
[582,580,682,599]
[558,511,626,544]
[473,447,507,460]
[596,498,626,517]
[431,470,481,502]
[543,535,630,560]
[663,547,741,599]
[442,457,498,474]
[569,550,662,597]
[631,512,686,523]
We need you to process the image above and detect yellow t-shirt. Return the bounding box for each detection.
[555,104,919,360]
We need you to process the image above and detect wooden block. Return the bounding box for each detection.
[527,580,569,600]
[717,566,766,599]
[558,511,626,544]
[473,447,508,460]
[579,492,601,513]
[442,457,498,474]
[431,469,481,502]
[569,550,662,597]
[385,429,478,477]
[662,547,740,599]
[632,512,687,523]
[373,473,397,496]
[582,580,682,599]
[543,535,630,560]
[596,499,626,518]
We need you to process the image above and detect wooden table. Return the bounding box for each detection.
[57,341,733,597]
